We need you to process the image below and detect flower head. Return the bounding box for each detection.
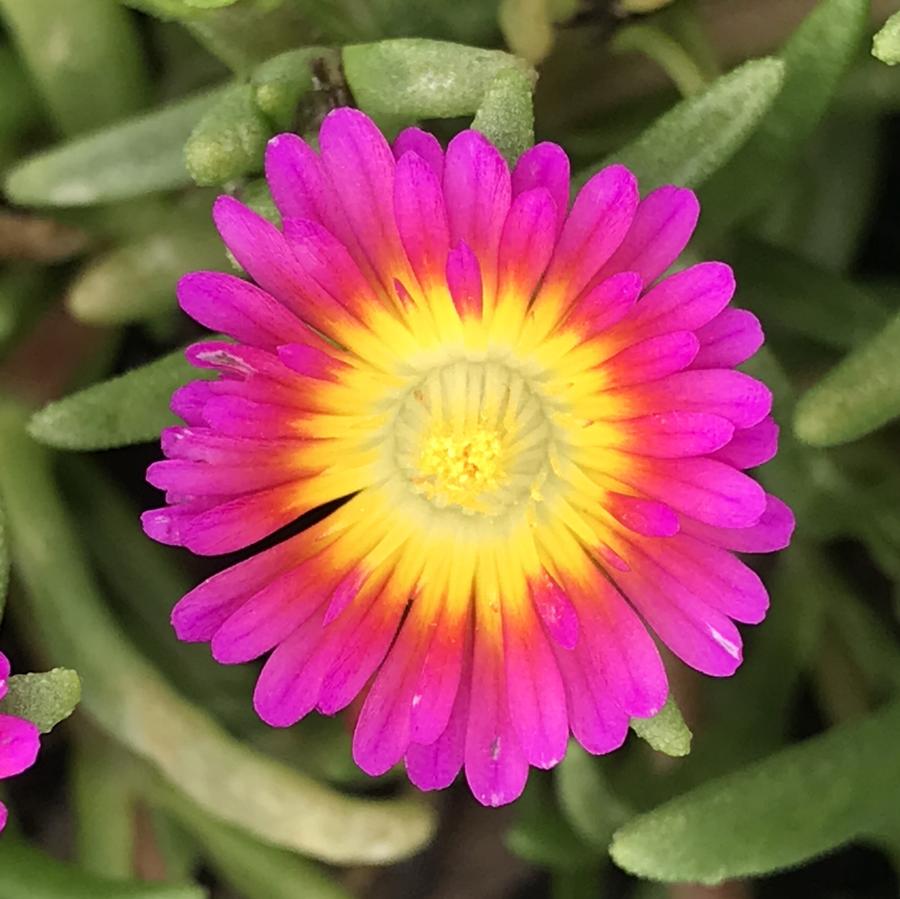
[143,109,794,806]
[0,652,41,832]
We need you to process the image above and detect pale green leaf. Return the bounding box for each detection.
[794,309,900,446]
[28,346,208,450]
[251,46,334,129]
[0,668,81,733]
[629,694,692,758]
[0,0,148,136]
[0,406,437,865]
[342,38,534,122]
[873,11,900,65]
[701,0,871,228]
[4,88,227,207]
[0,839,204,899]
[580,57,785,190]
[471,67,535,165]
[611,701,900,884]
[66,224,226,325]
[556,743,632,848]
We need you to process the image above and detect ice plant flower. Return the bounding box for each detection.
[0,652,41,832]
[143,108,794,806]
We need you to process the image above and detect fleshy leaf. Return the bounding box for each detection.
[556,743,632,848]
[471,66,535,165]
[873,11,900,65]
[28,346,212,450]
[0,0,148,136]
[4,87,227,207]
[580,57,785,190]
[701,0,871,228]
[794,309,900,447]
[0,668,81,733]
[251,47,336,129]
[0,405,437,865]
[630,694,692,758]
[0,839,204,899]
[611,701,900,884]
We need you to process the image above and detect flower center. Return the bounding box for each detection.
[392,360,553,518]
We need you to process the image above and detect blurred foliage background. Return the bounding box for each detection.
[1,0,900,897]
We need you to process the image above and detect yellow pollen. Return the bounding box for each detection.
[416,426,504,513]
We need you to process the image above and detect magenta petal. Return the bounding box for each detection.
[171,381,213,426]
[0,802,7,832]
[684,493,795,554]
[566,271,642,335]
[606,492,679,537]
[541,164,638,308]
[712,417,779,469]
[394,151,450,290]
[530,573,579,650]
[445,240,483,317]
[599,330,700,388]
[497,187,557,300]
[443,130,511,303]
[598,185,699,286]
[504,611,569,769]
[511,142,570,234]
[0,653,9,702]
[392,126,444,178]
[265,133,334,225]
[692,308,764,369]
[0,714,41,779]
[177,272,308,350]
[464,633,529,807]
[608,412,735,458]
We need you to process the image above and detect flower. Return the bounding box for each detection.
[0,652,41,832]
[143,108,794,806]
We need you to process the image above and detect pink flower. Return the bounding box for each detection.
[144,109,794,806]
[0,652,41,832]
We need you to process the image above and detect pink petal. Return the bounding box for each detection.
[529,572,579,650]
[445,241,483,318]
[147,458,303,497]
[265,133,336,226]
[443,130,511,304]
[393,151,450,291]
[599,411,735,458]
[692,309,764,369]
[511,142,570,235]
[605,492,680,537]
[565,271,642,336]
[597,185,699,286]
[598,331,700,388]
[683,493,795,554]
[171,381,214,426]
[497,187,557,300]
[177,272,308,350]
[0,714,41,779]
[712,417,779,469]
[540,165,638,309]
[0,653,9,702]
[392,127,444,178]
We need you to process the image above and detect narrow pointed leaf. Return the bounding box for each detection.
[580,57,785,190]
[873,11,900,65]
[471,67,535,165]
[630,695,692,758]
[28,346,210,450]
[794,309,900,446]
[611,701,900,884]
[4,88,227,207]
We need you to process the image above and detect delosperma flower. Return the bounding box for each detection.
[143,108,794,806]
[0,652,41,832]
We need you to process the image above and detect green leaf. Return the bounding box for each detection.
[701,0,871,228]
[28,346,208,450]
[0,406,437,865]
[506,776,597,869]
[580,57,785,190]
[185,84,271,186]
[0,500,7,619]
[794,309,900,447]
[733,239,890,350]
[556,743,632,848]
[471,67,535,165]
[0,838,204,899]
[610,23,708,97]
[0,668,81,733]
[155,779,352,899]
[342,39,535,122]
[0,0,148,136]
[4,87,228,207]
[873,11,900,65]
[66,224,225,325]
[630,695,692,758]
[610,701,900,884]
